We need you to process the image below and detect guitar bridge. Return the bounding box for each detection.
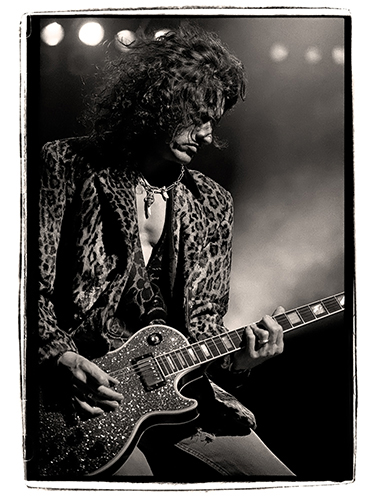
[132,354,166,391]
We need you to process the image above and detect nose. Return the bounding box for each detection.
[195,121,213,145]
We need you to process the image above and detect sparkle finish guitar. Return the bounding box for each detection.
[37,292,345,478]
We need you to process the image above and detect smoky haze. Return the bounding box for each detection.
[35,15,346,328]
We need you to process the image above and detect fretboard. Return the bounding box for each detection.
[155,292,345,378]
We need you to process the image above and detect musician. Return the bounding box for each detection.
[37,21,293,479]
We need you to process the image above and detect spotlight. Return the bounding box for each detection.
[332,46,344,65]
[41,22,65,46]
[115,30,136,52]
[78,22,104,46]
[305,46,322,64]
[269,43,289,62]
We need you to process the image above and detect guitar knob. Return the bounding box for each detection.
[147,333,162,346]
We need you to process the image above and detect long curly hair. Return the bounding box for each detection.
[82,21,247,164]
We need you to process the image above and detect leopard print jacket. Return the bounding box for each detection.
[38,136,234,359]
[37,137,256,428]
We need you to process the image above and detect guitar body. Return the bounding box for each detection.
[38,325,201,479]
[36,292,345,479]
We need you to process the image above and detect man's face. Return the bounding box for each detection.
[167,121,213,165]
[158,108,224,166]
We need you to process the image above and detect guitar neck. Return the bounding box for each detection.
[155,292,345,378]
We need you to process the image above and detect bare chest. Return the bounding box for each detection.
[135,192,167,265]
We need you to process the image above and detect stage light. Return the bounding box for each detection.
[41,22,65,46]
[270,43,289,62]
[305,46,322,64]
[115,30,136,52]
[78,22,104,46]
[332,46,344,65]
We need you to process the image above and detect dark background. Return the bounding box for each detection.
[31,14,347,324]
[26,14,353,482]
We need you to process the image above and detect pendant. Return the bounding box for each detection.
[135,184,144,195]
[144,190,155,219]
[161,187,169,201]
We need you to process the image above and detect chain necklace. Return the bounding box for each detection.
[137,165,185,219]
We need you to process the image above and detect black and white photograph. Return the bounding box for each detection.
[17,5,356,492]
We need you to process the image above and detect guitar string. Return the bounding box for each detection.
[103,294,344,380]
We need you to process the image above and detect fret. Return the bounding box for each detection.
[211,336,229,355]
[297,306,315,323]
[154,292,345,377]
[285,310,303,327]
[165,354,178,372]
[322,296,342,314]
[174,351,184,368]
[187,347,199,363]
[192,344,209,363]
[221,333,235,350]
[274,313,293,331]
[310,301,328,318]
[206,338,221,357]
[336,293,345,308]
[153,357,168,378]
[170,352,183,371]
[228,330,242,349]
[199,342,213,359]
[158,355,172,376]
[179,348,194,367]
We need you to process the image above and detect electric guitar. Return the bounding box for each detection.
[37,292,345,478]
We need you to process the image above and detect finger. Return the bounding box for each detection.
[81,359,112,386]
[71,367,88,385]
[250,322,269,344]
[74,397,104,417]
[272,305,285,316]
[274,326,285,352]
[107,374,120,386]
[79,359,121,391]
[248,324,262,354]
[72,377,123,403]
[87,396,121,411]
[97,399,121,410]
[261,314,283,345]
[73,386,121,412]
[96,384,124,402]
[263,318,284,355]
[70,361,105,388]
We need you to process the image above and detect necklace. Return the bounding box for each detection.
[138,165,185,219]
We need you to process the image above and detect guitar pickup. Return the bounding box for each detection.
[131,354,166,391]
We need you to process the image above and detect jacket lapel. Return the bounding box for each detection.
[170,177,207,293]
[95,167,138,275]
[96,165,207,317]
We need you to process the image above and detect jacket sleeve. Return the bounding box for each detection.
[185,191,233,340]
[38,141,78,365]
[184,186,251,393]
